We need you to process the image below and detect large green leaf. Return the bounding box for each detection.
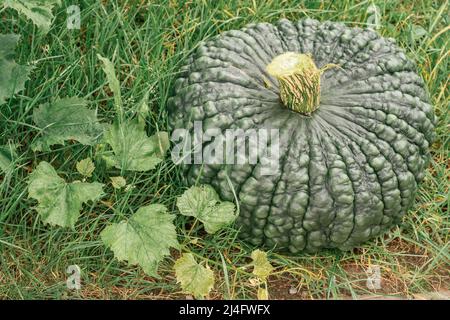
[103,118,169,171]
[176,185,237,234]
[28,161,104,228]
[3,0,61,33]
[32,97,104,151]
[0,34,32,105]
[101,204,179,277]
[174,253,214,299]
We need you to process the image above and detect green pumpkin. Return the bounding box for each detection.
[168,19,435,253]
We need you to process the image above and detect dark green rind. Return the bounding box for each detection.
[168,19,435,253]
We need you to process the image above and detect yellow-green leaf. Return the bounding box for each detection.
[110,176,126,189]
[76,158,95,177]
[257,286,269,300]
[174,253,214,299]
[251,249,274,281]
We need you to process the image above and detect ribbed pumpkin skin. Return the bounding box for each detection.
[168,19,435,253]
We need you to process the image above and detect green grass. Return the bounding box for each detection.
[0,0,448,299]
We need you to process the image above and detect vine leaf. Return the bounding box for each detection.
[32,97,104,151]
[28,161,104,228]
[3,0,61,33]
[76,157,95,177]
[0,143,17,174]
[250,249,274,281]
[101,204,179,277]
[0,34,32,105]
[103,118,169,172]
[174,253,214,299]
[176,185,237,234]
[110,176,126,189]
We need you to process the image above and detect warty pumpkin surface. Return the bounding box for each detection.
[168,19,435,253]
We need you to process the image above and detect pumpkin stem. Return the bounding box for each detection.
[266,52,336,115]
